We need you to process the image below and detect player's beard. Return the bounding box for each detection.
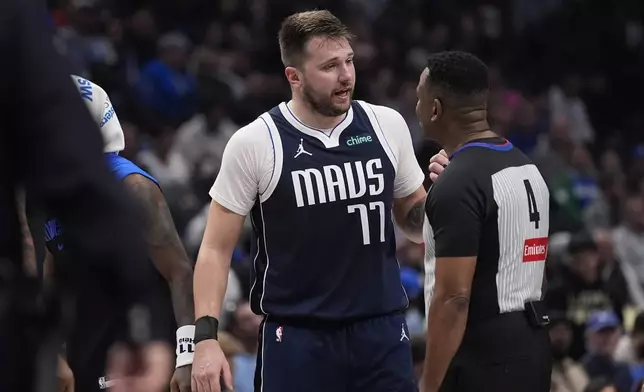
[302,83,352,117]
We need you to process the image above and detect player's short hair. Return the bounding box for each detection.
[425,51,490,101]
[278,10,354,67]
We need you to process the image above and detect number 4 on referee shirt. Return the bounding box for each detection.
[523,179,540,230]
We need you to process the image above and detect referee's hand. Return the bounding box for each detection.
[191,339,233,392]
[428,149,449,182]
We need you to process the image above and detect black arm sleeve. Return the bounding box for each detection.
[0,0,163,342]
[426,166,487,258]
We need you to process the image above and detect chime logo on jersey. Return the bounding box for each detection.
[291,158,384,207]
[523,237,548,262]
[346,134,373,146]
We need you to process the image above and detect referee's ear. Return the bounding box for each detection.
[431,98,443,122]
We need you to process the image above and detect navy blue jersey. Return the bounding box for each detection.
[249,102,409,320]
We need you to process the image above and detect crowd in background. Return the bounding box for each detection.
[47,0,644,391]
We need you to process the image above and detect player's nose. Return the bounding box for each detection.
[338,64,353,83]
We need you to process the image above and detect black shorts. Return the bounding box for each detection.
[255,312,417,392]
[439,311,552,392]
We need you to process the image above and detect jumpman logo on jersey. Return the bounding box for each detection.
[400,323,409,341]
[294,138,313,159]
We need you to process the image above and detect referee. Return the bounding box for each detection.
[417,51,552,392]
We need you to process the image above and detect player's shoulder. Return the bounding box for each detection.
[108,154,158,185]
[225,117,272,151]
[355,100,406,124]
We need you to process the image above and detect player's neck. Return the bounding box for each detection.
[288,99,346,130]
[443,120,495,156]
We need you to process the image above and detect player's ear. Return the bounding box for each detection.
[431,98,443,122]
[285,67,301,87]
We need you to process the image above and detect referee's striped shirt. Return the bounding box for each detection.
[423,138,550,322]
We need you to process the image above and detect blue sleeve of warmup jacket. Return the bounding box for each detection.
[105,153,158,185]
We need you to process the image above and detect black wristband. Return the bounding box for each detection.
[194,316,219,344]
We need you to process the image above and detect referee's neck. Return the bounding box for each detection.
[443,123,494,156]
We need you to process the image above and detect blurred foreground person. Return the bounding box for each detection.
[33,76,193,392]
[0,0,171,391]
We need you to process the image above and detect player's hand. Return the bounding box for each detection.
[428,149,449,182]
[171,365,193,392]
[106,341,173,392]
[191,339,233,392]
[57,356,74,392]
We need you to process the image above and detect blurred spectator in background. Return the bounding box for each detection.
[569,145,599,211]
[504,95,549,156]
[550,313,590,392]
[613,313,644,391]
[137,125,191,190]
[584,176,625,232]
[548,73,595,145]
[632,379,644,392]
[55,0,118,78]
[613,195,644,310]
[226,301,263,392]
[548,233,625,359]
[135,32,197,125]
[173,101,238,179]
[615,313,644,364]
[581,311,628,383]
[583,378,617,392]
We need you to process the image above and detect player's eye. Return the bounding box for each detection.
[346,58,354,64]
[323,63,336,71]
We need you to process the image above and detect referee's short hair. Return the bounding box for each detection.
[425,51,490,102]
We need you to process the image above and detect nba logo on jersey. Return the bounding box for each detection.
[276,326,284,342]
[523,237,548,262]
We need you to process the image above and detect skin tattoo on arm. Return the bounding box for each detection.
[125,175,195,326]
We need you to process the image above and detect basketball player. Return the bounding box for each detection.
[191,10,426,392]
[41,76,195,392]
[417,51,552,392]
